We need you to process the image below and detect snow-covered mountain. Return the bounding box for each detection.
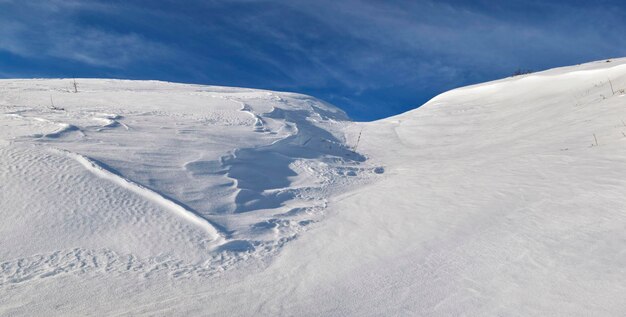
[2,58,626,316]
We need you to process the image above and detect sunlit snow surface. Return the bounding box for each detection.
[2,58,626,316]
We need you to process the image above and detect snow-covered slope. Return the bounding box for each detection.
[0,80,375,281]
[2,58,626,316]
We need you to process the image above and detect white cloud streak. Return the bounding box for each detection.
[0,0,173,68]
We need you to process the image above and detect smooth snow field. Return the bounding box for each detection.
[2,58,626,316]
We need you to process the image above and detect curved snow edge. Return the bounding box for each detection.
[52,148,225,245]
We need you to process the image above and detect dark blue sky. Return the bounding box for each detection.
[1,0,625,120]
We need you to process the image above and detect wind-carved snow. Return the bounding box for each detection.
[4,112,83,138]
[89,112,130,130]
[55,148,225,243]
[5,59,626,316]
[220,106,366,214]
[0,80,377,289]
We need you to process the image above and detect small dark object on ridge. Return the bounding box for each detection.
[512,68,533,77]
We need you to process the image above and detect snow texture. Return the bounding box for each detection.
[2,58,626,316]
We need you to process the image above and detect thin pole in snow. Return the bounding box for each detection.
[354,128,363,151]
[608,79,615,95]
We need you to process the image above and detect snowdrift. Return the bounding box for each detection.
[2,58,626,316]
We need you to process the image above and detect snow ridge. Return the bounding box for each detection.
[55,148,226,245]
[9,61,626,316]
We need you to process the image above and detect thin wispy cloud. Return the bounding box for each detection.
[0,0,173,68]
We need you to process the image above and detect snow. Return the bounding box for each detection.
[2,58,626,316]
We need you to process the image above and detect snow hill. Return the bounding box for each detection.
[2,58,626,316]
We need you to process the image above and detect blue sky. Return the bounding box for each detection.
[1,0,625,120]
